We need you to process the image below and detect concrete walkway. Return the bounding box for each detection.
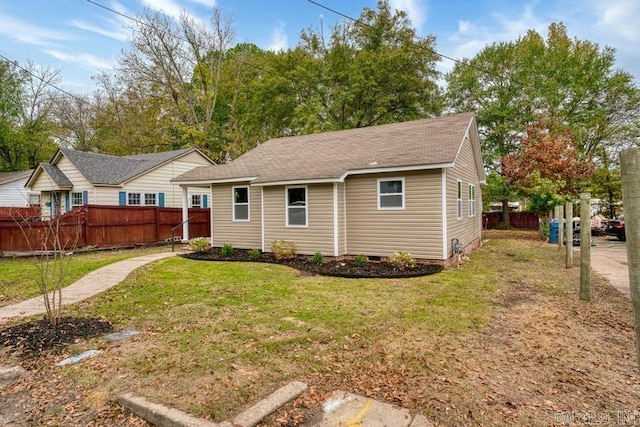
[0,252,177,323]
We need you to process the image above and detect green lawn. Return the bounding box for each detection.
[0,246,173,307]
[61,240,511,419]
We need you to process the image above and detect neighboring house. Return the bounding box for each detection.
[172,113,486,264]
[0,170,39,207]
[26,148,215,219]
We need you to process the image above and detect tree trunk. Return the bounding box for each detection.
[501,199,511,228]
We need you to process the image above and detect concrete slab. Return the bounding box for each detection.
[232,381,308,427]
[314,391,414,427]
[102,329,141,341]
[118,393,222,427]
[0,365,25,388]
[56,349,101,366]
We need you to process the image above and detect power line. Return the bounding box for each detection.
[0,52,106,113]
[306,0,534,89]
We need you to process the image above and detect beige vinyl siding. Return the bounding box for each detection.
[345,170,443,260]
[336,183,347,255]
[210,183,261,249]
[446,135,483,257]
[263,184,334,255]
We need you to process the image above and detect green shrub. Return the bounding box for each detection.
[311,252,324,264]
[188,237,209,252]
[221,243,234,257]
[388,251,416,269]
[248,249,261,261]
[354,253,368,267]
[270,240,297,261]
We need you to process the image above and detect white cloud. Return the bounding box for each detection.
[140,0,186,21]
[45,50,115,70]
[588,0,640,43]
[390,0,426,31]
[70,19,128,42]
[0,12,72,47]
[187,0,216,7]
[267,21,288,52]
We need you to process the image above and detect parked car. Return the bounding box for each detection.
[606,216,626,241]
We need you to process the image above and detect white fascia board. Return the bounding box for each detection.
[173,177,257,185]
[252,178,340,187]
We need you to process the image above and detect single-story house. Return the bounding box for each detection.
[172,113,486,264]
[26,148,215,219]
[0,170,39,207]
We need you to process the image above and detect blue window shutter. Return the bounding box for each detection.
[65,193,70,211]
[82,190,88,205]
[158,193,165,207]
[119,191,126,206]
[202,194,208,208]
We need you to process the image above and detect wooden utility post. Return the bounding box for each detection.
[557,205,564,250]
[565,201,573,268]
[621,148,640,366]
[580,192,591,301]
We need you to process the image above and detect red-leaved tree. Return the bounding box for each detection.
[501,120,595,214]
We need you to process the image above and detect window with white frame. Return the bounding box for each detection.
[191,194,202,208]
[468,184,476,216]
[378,178,404,210]
[233,186,249,221]
[144,193,157,206]
[71,192,83,206]
[286,186,307,227]
[128,192,141,205]
[28,193,40,207]
[456,181,462,219]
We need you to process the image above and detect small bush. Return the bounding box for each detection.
[354,253,368,267]
[270,240,297,261]
[388,251,416,269]
[311,252,324,264]
[221,243,234,257]
[248,249,261,261]
[189,237,209,252]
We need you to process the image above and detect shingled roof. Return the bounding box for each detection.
[173,112,480,185]
[0,169,33,185]
[57,148,199,185]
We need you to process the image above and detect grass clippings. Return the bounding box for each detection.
[1,235,638,426]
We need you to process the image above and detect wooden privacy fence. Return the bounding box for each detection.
[482,212,540,230]
[0,205,210,252]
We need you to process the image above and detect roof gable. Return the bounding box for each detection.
[174,113,480,185]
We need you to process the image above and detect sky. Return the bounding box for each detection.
[1,0,640,93]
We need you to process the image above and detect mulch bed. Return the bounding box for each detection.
[182,247,443,278]
[0,316,113,357]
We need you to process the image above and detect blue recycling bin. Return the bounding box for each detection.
[549,219,558,244]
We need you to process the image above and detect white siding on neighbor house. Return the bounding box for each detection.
[0,177,34,207]
[445,135,483,258]
[263,184,334,255]
[92,153,212,207]
[345,170,444,260]
[210,183,262,249]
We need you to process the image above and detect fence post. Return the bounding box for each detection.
[565,200,573,268]
[579,192,591,301]
[621,148,640,368]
